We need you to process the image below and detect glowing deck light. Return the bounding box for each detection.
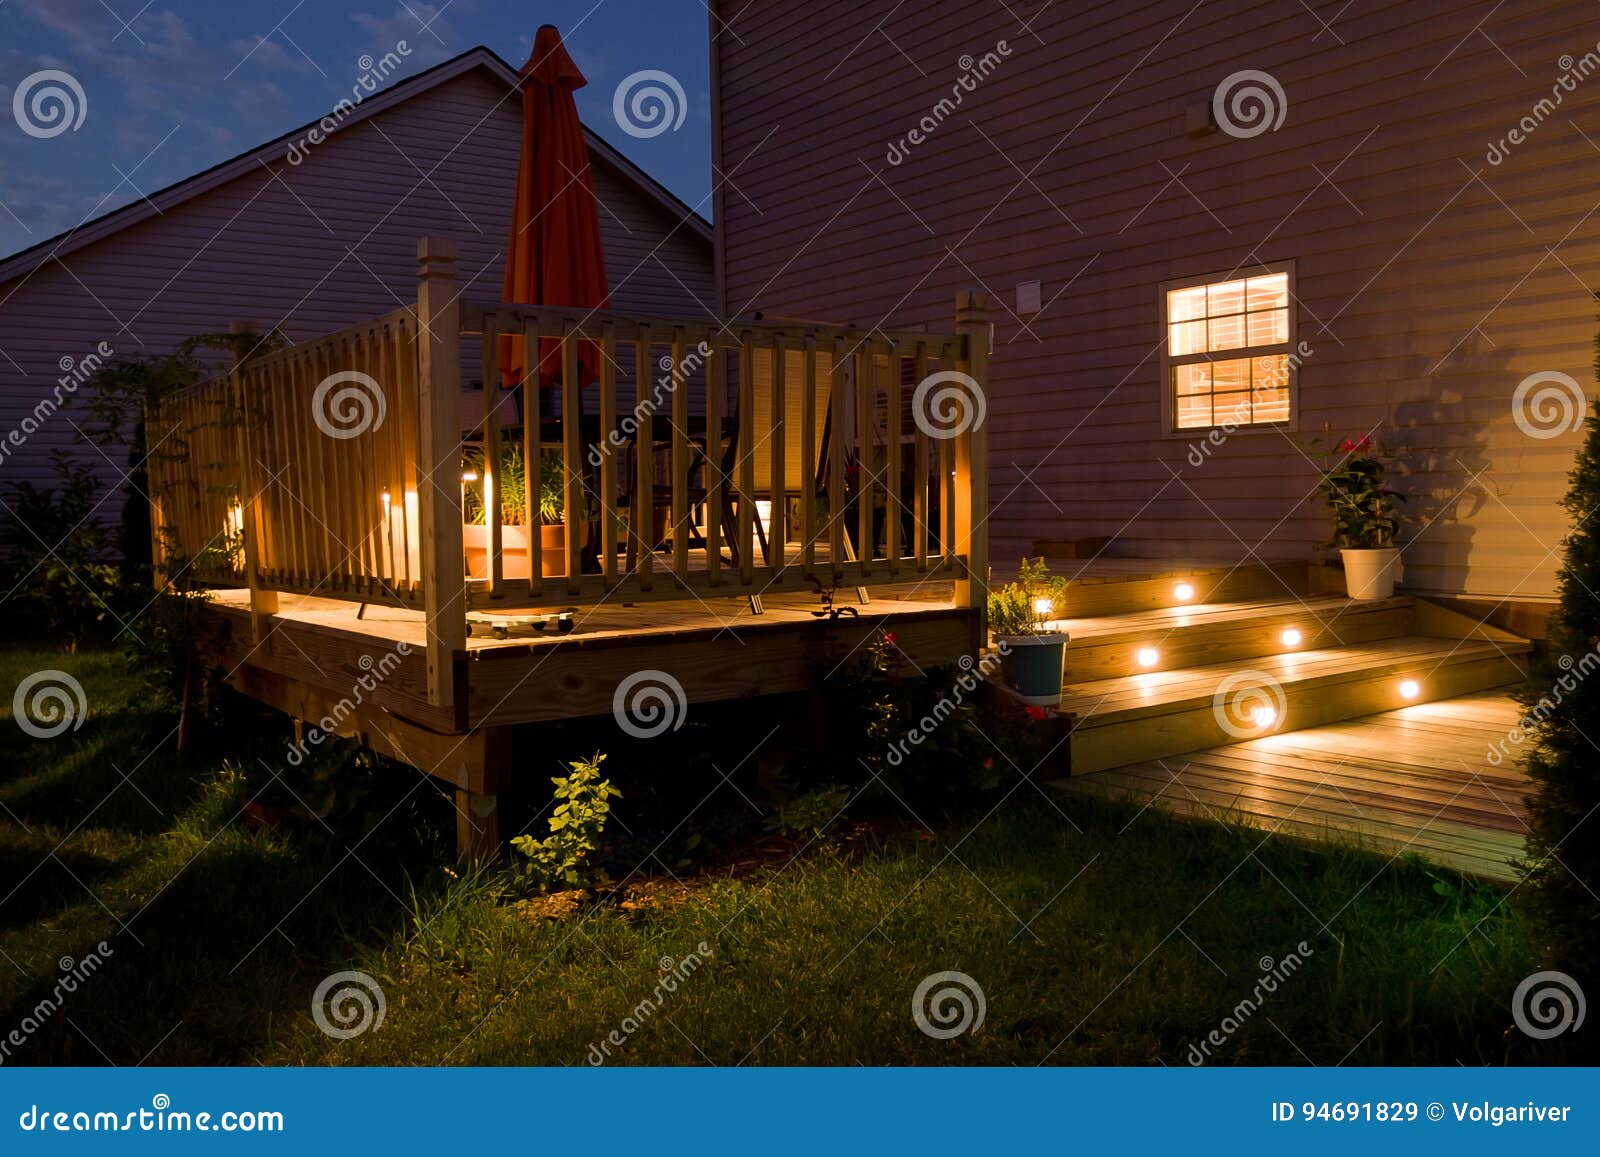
[1250,704,1279,728]
[1280,628,1303,647]
[1136,647,1160,668]
[1399,679,1421,700]
[1173,582,1196,602]
[1033,596,1055,617]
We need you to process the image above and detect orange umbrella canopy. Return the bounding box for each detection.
[500,25,610,391]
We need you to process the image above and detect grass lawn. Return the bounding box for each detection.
[0,644,1565,1066]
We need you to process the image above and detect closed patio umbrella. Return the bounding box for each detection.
[500,24,610,391]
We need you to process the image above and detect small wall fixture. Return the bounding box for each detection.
[1399,679,1421,700]
[1136,647,1160,669]
[1280,628,1303,648]
[1173,582,1196,602]
[1250,704,1279,728]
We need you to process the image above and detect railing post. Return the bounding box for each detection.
[231,319,278,642]
[954,291,992,654]
[416,238,466,710]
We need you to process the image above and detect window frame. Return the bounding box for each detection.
[1158,260,1299,437]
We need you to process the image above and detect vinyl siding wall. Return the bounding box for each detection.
[0,68,713,501]
[713,0,1594,599]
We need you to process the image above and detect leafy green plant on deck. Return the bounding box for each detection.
[1305,434,1408,549]
[511,754,622,891]
[987,557,1068,637]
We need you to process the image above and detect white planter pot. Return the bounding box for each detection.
[1340,547,1401,600]
[994,633,1069,707]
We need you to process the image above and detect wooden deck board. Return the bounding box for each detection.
[1061,692,1530,881]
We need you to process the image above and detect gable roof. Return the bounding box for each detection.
[0,45,711,286]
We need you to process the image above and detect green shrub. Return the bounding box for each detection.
[511,753,621,890]
[987,557,1067,636]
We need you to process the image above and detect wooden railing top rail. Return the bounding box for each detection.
[461,301,963,353]
[234,305,418,381]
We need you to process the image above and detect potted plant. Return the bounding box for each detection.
[987,557,1070,707]
[462,441,569,579]
[1311,434,1407,599]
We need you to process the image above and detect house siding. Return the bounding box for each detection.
[0,66,713,502]
[713,0,1593,600]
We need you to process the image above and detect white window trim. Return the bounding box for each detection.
[1158,260,1299,437]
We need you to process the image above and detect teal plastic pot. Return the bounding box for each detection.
[996,633,1067,707]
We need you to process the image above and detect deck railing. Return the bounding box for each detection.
[149,238,990,708]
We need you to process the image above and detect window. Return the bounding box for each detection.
[1162,265,1295,432]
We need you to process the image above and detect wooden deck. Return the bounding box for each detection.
[1061,692,1531,881]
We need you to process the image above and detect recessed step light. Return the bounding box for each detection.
[1399,679,1421,699]
[1280,628,1303,647]
[1136,647,1160,668]
[1173,582,1195,602]
[1250,704,1279,728]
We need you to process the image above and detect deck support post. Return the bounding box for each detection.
[953,291,992,656]
[231,319,278,643]
[416,238,466,710]
[453,725,510,860]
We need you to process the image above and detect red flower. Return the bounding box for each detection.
[983,757,994,770]
[1339,439,1354,452]
[1025,705,1048,721]
[917,831,934,841]
[882,631,898,645]
[1357,435,1372,450]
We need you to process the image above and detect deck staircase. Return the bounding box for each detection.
[1032,562,1532,776]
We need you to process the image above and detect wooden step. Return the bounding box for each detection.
[1022,559,1310,617]
[1056,595,1414,680]
[1063,635,1531,774]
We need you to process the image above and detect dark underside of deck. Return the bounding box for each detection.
[1061,692,1531,881]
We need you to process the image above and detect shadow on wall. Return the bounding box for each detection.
[1393,329,1505,593]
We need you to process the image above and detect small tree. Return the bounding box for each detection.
[1521,306,1600,979]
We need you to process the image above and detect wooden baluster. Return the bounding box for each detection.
[561,325,582,596]
[305,349,332,587]
[829,337,846,577]
[523,316,544,599]
[800,335,817,574]
[769,335,786,577]
[599,323,618,585]
[738,333,755,584]
[634,327,653,592]
[704,330,722,587]
[912,341,929,573]
[482,319,503,598]
[941,341,957,566]
[398,318,422,596]
[415,237,465,708]
[885,340,901,574]
[671,327,689,582]
[954,292,991,651]
[855,343,872,577]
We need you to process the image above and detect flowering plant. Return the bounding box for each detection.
[1309,434,1407,549]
